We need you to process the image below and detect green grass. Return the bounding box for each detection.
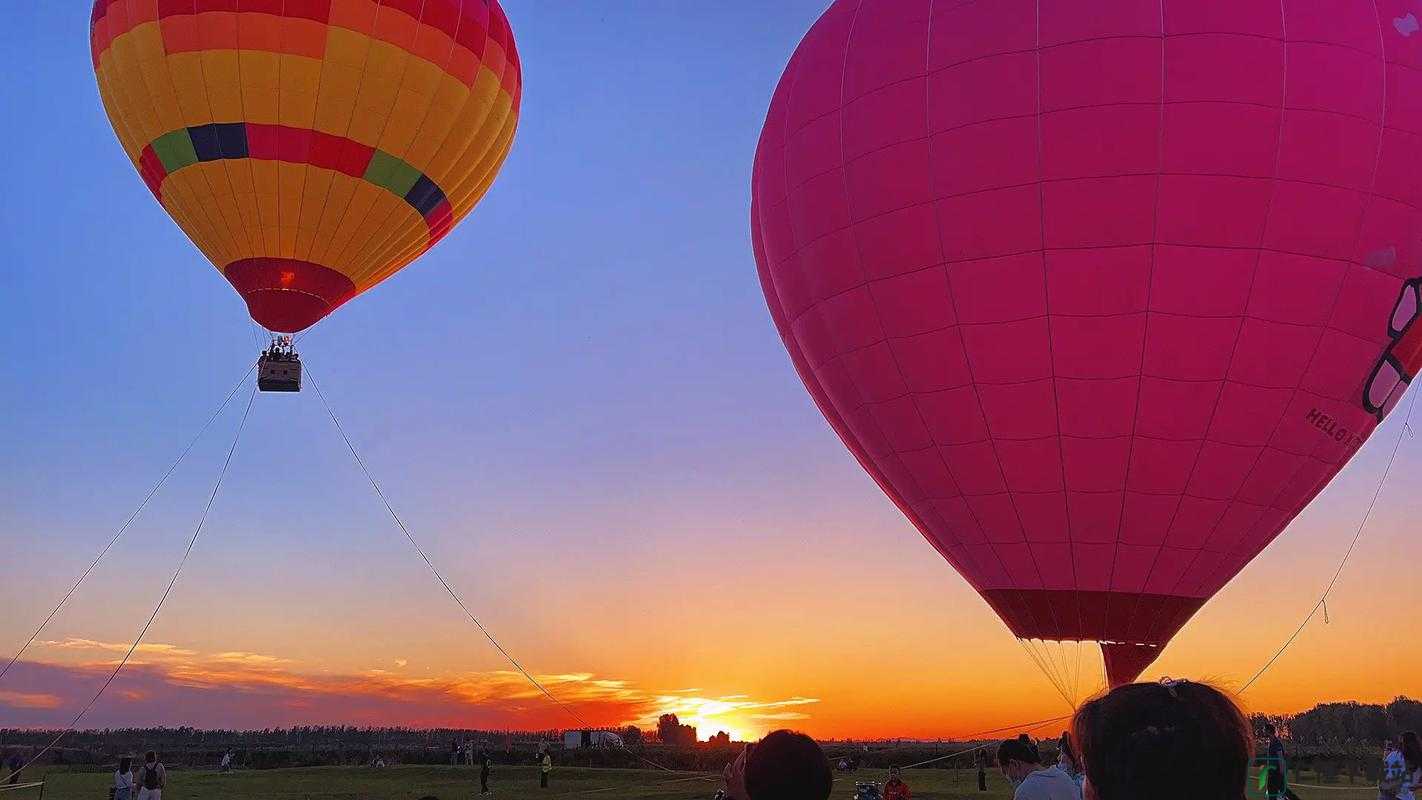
[12,764,1017,800]
[7,764,1386,800]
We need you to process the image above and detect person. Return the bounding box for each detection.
[1259,723,1302,800]
[1056,733,1084,791]
[720,729,833,800]
[539,750,552,788]
[977,750,988,792]
[883,765,911,800]
[996,735,1079,800]
[1072,678,1252,800]
[220,750,232,773]
[114,757,135,800]
[138,751,165,800]
[1383,739,1406,800]
[479,750,492,795]
[6,753,21,785]
[1402,731,1421,800]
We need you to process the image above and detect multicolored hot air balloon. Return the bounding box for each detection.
[752,0,1422,690]
[90,0,521,334]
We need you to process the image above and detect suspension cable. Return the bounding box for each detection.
[307,370,694,779]
[0,364,257,683]
[1240,388,1418,693]
[2,385,257,783]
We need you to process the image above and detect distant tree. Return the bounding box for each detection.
[622,726,643,747]
[1387,697,1422,735]
[709,731,731,748]
[657,715,681,745]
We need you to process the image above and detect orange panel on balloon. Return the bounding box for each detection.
[91,0,521,332]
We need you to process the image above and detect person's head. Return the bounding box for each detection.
[996,734,1041,785]
[1402,731,1421,771]
[1385,738,1396,753]
[1058,731,1079,771]
[1264,723,1277,738]
[144,751,156,765]
[119,757,131,774]
[1072,679,1252,800]
[888,766,901,780]
[727,730,832,800]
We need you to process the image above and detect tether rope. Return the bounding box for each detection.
[0,364,256,683]
[1240,388,1419,693]
[2,385,257,784]
[306,370,692,779]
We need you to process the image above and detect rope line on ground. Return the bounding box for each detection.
[306,370,686,778]
[2,386,257,785]
[1240,388,1419,693]
[0,364,256,684]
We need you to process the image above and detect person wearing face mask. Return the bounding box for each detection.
[996,735,1080,800]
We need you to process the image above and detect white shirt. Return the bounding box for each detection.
[114,770,133,789]
[1384,752,1414,800]
[1014,765,1083,800]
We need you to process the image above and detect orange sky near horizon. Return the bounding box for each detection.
[5,401,1418,743]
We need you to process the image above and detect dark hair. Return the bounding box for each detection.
[1264,723,1277,736]
[996,734,1041,766]
[1402,731,1421,772]
[119,757,131,774]
[1072,680,1252,800]
[1058,731,1079,770]
[744,730,832,800]
[144,751,156,763]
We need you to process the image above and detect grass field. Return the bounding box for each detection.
[4,764,1385,800]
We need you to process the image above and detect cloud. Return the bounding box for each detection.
[0,690,62,710]
[1,642,816,738]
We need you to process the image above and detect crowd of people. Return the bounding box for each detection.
[82,687,1419,800]
[715,679,1422,800]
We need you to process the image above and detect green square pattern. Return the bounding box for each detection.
[363,150,421,198]
[152,129,198,172]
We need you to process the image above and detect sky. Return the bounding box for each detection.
[1,2,1419,744]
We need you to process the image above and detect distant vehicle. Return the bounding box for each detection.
[563,730,624,749]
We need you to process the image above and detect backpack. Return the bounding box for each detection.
[142,765,160,790]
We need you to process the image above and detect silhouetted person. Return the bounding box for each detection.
[479,751,492,794]
[539,751,551,788]
[720,729,832,800]
[1073,679,1253,800]
[5,753,19,785]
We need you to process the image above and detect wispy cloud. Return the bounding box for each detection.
[2,641,817,739]
[0,690,63,710]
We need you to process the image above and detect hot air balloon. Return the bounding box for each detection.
[752,0,1422,692]
[89,0,521,388]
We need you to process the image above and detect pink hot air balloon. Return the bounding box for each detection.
[752,0,1422,688]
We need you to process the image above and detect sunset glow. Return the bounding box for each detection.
[2,1,1420,746]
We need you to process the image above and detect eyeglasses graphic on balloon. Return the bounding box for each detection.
[1363,277,1422,418]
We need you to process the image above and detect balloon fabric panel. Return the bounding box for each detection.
[752,0,1422,684]
[91,0,521,332]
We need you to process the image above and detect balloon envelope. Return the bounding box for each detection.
[752,0,1422,685]
[91,0,522,333]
